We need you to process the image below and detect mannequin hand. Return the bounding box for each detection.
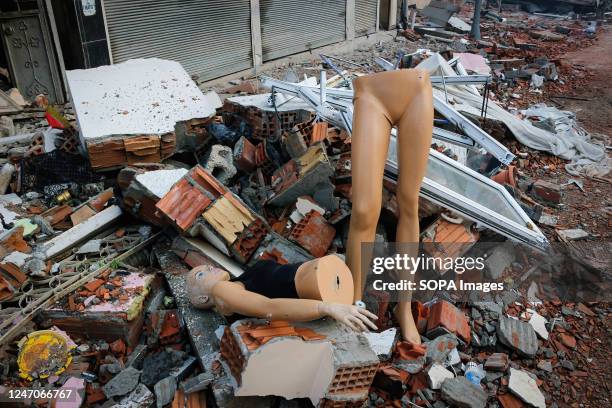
[319,303,378,332]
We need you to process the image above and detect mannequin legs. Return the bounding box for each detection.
[346,69,433,343]
[345,96,391,303]
[394,80,433,343]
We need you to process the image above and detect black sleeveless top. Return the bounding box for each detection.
[230,260,301,299]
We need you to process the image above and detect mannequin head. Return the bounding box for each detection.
[186,264,230,309]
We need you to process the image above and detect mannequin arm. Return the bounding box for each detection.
[212,281,377,332]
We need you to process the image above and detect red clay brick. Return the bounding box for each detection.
[426,300,471,343]
[289,210,335,257]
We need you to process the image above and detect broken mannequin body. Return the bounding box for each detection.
[346,69,434,343]
[186,255,378,332]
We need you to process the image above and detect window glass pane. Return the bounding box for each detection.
[388,137,525,225]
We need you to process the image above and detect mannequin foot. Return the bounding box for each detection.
[395,302,421,344]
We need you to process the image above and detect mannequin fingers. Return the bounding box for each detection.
[359,308,379,321]
[347,315,368,332]
[355,311,378,331]
[342,317,359,332]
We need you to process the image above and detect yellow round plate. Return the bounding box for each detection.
[17,330,74,381]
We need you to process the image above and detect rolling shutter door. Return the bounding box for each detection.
[260,0,346,62]
[355,0,377,37]
[103,0,252,81]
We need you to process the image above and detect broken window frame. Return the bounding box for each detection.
[385,145,548,250]
[260,77,549,249]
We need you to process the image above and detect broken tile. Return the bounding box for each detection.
[558,333,576,349]
[528,310,549,340]
[56,377,85,408]
[508,368,545,408]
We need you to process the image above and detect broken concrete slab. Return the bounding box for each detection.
[135,168,188,199]
[427,363,454,390]
[155,245,227,372]
[41,272,157,349]
[497,316,538,357]
[103,366,141,398]
[181,372,215,394]
[66,59,221,170]
[66,58,220,142]
[440,377,487,408]
[508,368,546,408]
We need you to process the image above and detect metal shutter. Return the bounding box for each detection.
[260,0,346,62]
[103,0,252,81]
[355,0,377,37]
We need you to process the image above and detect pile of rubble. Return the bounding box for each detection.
[0,5,610,408]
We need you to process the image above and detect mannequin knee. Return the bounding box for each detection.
[350,200,381,232]
[396,189,419,220]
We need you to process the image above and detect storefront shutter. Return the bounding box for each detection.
[103,0,252,81]
[260,0,346,62]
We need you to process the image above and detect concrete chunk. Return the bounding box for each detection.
[154,376,177,408]
[110,384,154,408]
[557,228,589,241]
[103,367,141,398]
[497,316,538,357]
[440,377,487,408]
[425,334,458,364]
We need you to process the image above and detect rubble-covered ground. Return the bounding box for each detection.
[0,4,610,408]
